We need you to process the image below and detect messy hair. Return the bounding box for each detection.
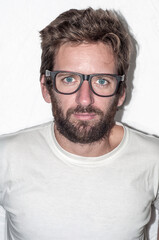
[39,8,132,93]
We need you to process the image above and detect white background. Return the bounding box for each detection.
[0,0,159,239]
[0,0,159,136]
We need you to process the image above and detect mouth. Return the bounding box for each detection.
[73,112,97,120]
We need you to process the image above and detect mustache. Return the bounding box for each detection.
[66,105,104,118]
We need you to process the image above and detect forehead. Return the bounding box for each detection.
[54,42,116,74]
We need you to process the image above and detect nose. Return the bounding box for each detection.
[75,80,94,106]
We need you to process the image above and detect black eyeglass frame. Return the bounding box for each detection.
[45,70,125,97]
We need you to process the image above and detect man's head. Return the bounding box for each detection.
[39,8,132,144]
[40,8,131,82]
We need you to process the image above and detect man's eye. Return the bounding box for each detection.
[97,79,108,85]
[63,77,75,83]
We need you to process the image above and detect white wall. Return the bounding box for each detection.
[0,0,159,136]
[0,1,159,239]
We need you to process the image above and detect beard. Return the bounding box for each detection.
[49,92,118,144]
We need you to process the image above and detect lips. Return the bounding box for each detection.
[66,105,103,121]
[74,112,96,120]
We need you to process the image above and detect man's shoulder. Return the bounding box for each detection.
[126,124,159,153]
[0,121,53,147]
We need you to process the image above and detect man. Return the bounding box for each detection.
[0,7,159,240]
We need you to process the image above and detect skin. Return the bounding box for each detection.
[41,42,126,157]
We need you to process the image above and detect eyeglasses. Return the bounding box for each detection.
[45,70,125,97]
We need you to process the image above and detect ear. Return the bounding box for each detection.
[40,75,51,103]
[117,89,126,107]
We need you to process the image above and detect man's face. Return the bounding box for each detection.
[41,42,125,144]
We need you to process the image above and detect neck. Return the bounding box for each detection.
[54,124,124,157]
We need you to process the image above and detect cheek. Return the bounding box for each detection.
[94,96,116,111]
[55,94,77,114]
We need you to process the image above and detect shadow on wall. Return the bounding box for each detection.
[115,11,139,123]
[114,15,159,139]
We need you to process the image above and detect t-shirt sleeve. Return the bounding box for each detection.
[0,134,9,206]
[146,207,158,240]
[0,138,4,205]
[154,191,159,212]
[151,188,159,239]
[0,137,7,240]
[0,206,5,240]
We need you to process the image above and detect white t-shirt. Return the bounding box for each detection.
[0,122,159,240]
